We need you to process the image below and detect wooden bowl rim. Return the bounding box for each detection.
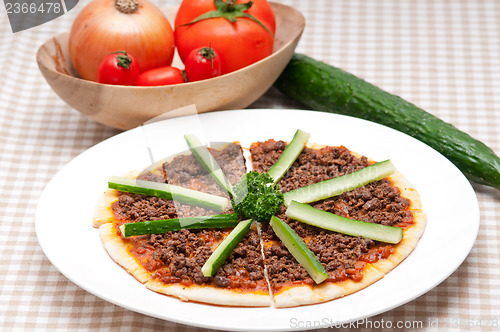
[36,2,305,91]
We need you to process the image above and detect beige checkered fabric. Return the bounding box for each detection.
[1,0,499,330]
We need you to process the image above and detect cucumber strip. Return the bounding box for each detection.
[286,201,403,244]
[120,219,181,237]
[119,213,239,237]
[179,213,238,228]
[283,160,396,206]
[267,129,310,185]
[275,53,500,190]
[108,176,228,211]
[269,216,329,284]
[184,134,235,197]
[202,219,252,277]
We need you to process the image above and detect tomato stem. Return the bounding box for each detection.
[198,43,217,69]
[179,0,273,36]
[199,44,217,60]
[111,51,133,70]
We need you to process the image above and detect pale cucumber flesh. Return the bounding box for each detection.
[184,134,235,197]
[108,176,228,211]
[201,219,252,277]
[269,216,329,284]
[267,129,310,185]
[283,160,396,206]
[286,201,403,244]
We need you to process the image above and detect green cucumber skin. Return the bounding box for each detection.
[184,134,235,197]
[108,181,173,200]
[121,219,182,237]
[286,201,403,244]
[179,213,238,228]
[267,129,310,185]
[120,214,239,237]
[283,159,395,206]
[275,53,500,190]
[269,216,329,284]
[108,176,227,212]
[201,219,252,277]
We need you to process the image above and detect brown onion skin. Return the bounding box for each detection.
[69,0,175,82]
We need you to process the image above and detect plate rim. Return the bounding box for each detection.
[35,109,480,331]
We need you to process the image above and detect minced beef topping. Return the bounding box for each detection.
[149,227,267,290]
[251,139,413,292]
[112,172,178,222]
[163,142,246,197]
[210,229,267,289]
[148,228,221,285]
[113,193,178,222]
[113,143,246,221]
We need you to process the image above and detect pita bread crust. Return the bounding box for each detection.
[93,171,140,228]
[273,264,384,308]
[388,171,423,211]
[99,223,151,283]
[93,189,119,228]
[146,277,272,307]
[369,171,426,274]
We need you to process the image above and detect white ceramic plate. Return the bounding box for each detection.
[36,109,479,331]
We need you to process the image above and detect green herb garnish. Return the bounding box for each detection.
[232,171,284,223]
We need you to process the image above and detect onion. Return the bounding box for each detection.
[69,0,175,82]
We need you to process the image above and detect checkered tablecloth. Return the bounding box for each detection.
[1,0,499,330]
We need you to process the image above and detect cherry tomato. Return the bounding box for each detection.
[175,0,276,75]
[96,51,139,85]
[136,66,185,86]
[184,45,222,82]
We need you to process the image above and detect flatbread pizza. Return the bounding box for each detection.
[93,130,426,307]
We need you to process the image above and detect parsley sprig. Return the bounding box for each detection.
[232,171,284,223]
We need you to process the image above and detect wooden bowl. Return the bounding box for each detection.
[36,3,305,130]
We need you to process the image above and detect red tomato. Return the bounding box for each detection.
[175,0,276,75]
[184,45,222,82]
[136,66,185,86]
[96,51,139,85]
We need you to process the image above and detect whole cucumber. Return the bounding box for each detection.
[275,53,500,190]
